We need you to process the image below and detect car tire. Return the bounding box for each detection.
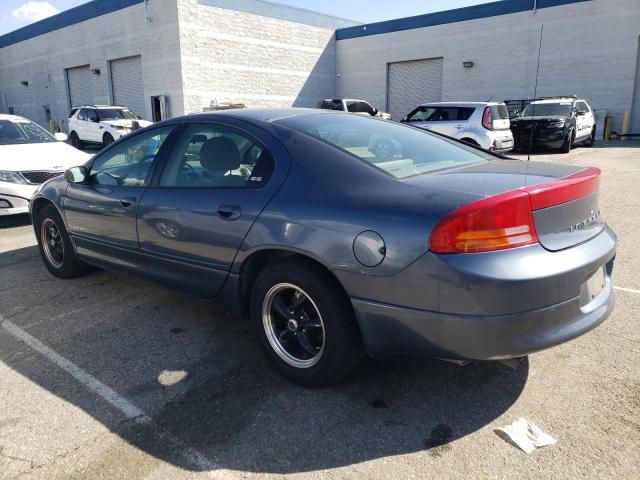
[250,260,364,387]
[35,205,87,279]
[69,131,83,150]
[560,129,574,154]
[103,133,115,148]
[585,127,596,147]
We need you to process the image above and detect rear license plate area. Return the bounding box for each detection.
[579,267,607,307]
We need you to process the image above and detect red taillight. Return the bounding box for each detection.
[429,167,601,254]
[482,107,492,130]
[429,191,538,253]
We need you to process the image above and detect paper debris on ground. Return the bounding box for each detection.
[496,418,557,454]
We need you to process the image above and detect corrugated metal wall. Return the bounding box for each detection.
[387,58,443,121]
[110,56,145,117]
[66,65,92,108]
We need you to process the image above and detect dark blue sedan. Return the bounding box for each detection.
[30,109,616,387]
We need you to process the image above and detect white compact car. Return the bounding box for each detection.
[68,105,152,149]
[0,114,91,216]
[401,102,514,153]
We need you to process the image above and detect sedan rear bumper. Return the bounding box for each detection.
[351,266,614,360]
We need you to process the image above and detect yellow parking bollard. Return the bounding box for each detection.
[49,119,55,133]
[58,119,64,133]
[621,111,630,142]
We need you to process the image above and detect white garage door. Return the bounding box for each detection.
[630,38,640,134]
[110,56,145,118]
[387,58,443,121]
[67,65,92,108]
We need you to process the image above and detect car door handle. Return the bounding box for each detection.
[120,197,137,208]
[217,205,242,221]
[455,125,464,129]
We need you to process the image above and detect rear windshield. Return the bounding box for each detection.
[521,102,572,117]
[492,104,509,119]
[278,113,492,179]
[97,108,137,120]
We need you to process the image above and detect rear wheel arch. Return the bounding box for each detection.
[460,137,479,147]
[238,249,352,319]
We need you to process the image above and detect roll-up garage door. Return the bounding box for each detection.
[387,58,443,121]
[67,65,92,108]
[110,56,145,118]
[630,38,640,134]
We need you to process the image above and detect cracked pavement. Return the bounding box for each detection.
[1,143,639,479]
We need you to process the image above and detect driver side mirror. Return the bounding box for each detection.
[54,132,68,142]
[65,166,88,184]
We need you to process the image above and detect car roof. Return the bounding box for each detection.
[74,105,127,109]
[530,98,579,104]
[184,108,328,123]
[417,101,499,107]
[0,114,31,122]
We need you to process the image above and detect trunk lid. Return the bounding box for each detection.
[405,159,604,251]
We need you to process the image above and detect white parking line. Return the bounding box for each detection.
[614,286,640,295]
[0,315,218,473]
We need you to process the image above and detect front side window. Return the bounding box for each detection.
[406,106,438,122]
[97,108,137,120]
[278,113,492,179]
[159,124,274,188]
[89,127,173,186]
[0,119,56,145]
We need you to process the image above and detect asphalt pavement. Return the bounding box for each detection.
[1,142,639,479]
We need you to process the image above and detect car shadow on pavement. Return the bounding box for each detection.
[0,213,31,229]
[0,247,529,475]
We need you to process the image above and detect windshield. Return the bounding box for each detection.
[97,108,137,120]
[521,102,572,117]
[278,113,492,179]
[0,119,56,145]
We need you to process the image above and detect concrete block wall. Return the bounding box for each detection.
[0,0,185,126]
[336,0,640,130]
[177,0,344,113]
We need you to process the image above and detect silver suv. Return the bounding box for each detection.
[401,102,514,153]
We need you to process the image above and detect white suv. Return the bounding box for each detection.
[401,102,514,153]
[68,105,152,149]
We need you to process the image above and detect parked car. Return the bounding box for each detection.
[0,114,91,216]
[510,97,596,153]
[68,105,152,149]
[317,99,392,120]
[400,101,514,153]
[30,109,616,387]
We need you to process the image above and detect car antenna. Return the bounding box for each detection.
[528,23,544,164]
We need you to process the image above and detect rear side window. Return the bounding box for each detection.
[411,107,475,122]
[86,109,98,122]
[159,124,274,188]
[77,109,87,121]
[69,108,78,118]
[279,113,492,179]
[317,100,344,111]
